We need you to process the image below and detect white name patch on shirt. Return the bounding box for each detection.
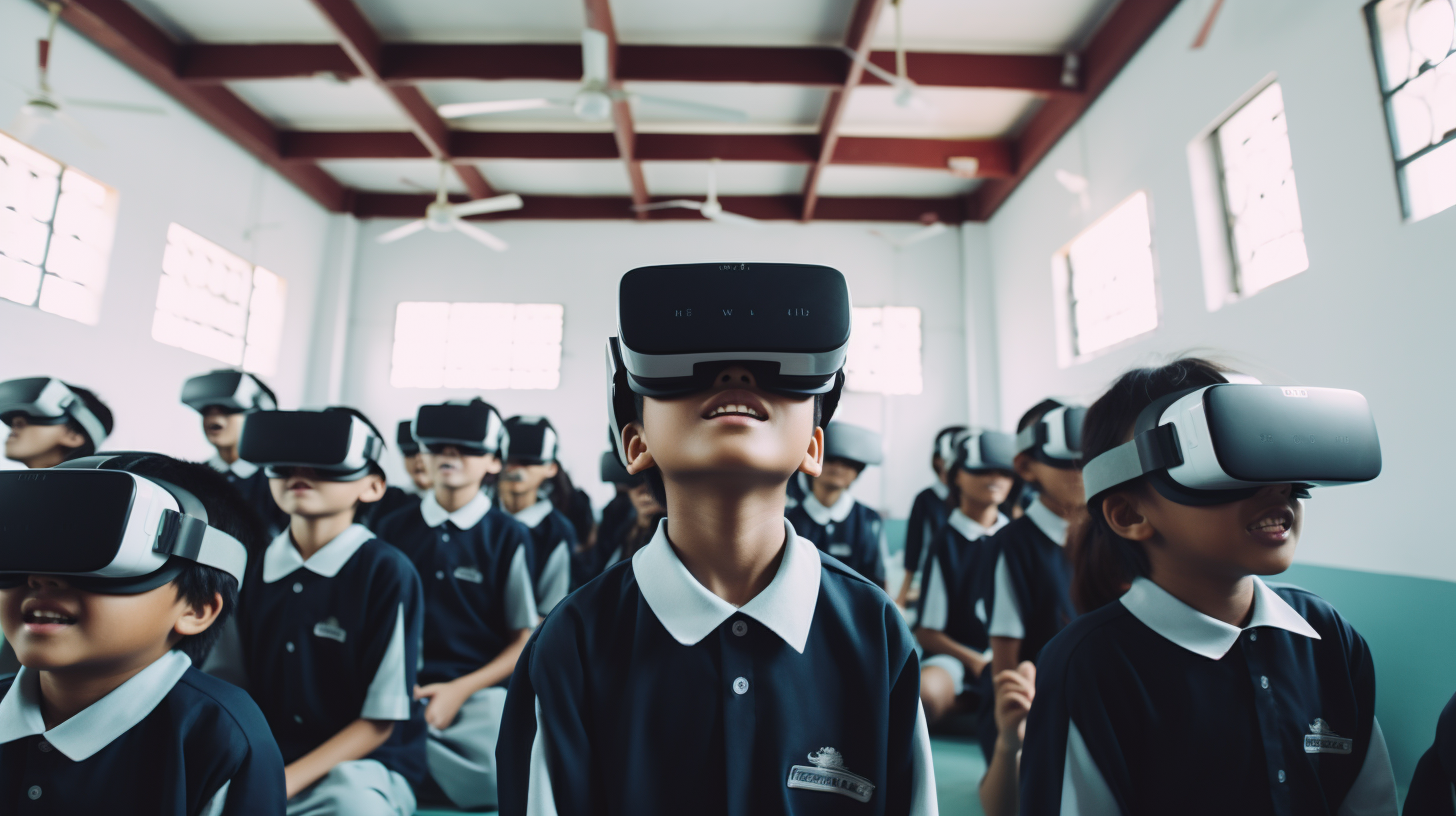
[787,748,874,803]
[828,544,853,557]
[1303,719,1352,754]
[312,619,347,642]
[453,566,484,583]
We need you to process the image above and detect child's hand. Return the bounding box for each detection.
[414,681,471,730]
[992,661,1036,752]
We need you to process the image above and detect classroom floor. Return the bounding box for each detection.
[415,735,988,815]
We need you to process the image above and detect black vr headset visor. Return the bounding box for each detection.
[396,420,420,457]
[413,400,506,457]
[239,410,385,481]
[600,450,644,487]
[0,377,108,450]
[1082,384,1382,507]
[952,430,1017,475]
[0,455,248,594]
[180,370,276,414]
[1015,404,1087,469]
[504,416,559,465]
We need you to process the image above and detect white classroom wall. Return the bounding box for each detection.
[340,219,969,515]
[0,0,335,467]
[982,0,1456,579]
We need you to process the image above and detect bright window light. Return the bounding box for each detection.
[846,306,923,395]
[391,302,564,390]
[1366,0,1456,221]
[152,223,288,375]
[0,130,117,324]
[1055,191,1160,360]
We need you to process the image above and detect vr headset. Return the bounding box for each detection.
[600,450,644,487]
[504,416,559,465]
[952,430,1016,474]
[824,422,883,468]
[607,262,851,467]
[238,410,385,481]
[0,377,109,451]
[413,399,507,457]
[934,426,968,466]
[0,454,248,593]
[181,370,276,414]
[1015,403,1086,469]
[1082,384,1382,507]
[397,420,420,457]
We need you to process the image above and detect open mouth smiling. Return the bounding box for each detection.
[701,390,769,422]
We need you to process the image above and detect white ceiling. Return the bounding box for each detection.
[227,78,404,131]
[868,0,1116,53]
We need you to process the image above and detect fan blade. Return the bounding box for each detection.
[377,220,427,244]
[450,193,525,218]
[451,218,509,251]
[54,110,103,149]
[843,46,903,87]
[631,199,704,212]
[582,28,611,85]
[630,93,748,123]
[67,98,167,116]
[9,107,44,141]
[899,222,948,246]
[438,98,560,119]
[705,208,762,228]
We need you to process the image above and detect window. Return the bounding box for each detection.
[0,130,118,325]
[151,223,287,375]
[845,306,923,395]
[1366,0,1456,221]
[391,302,564,390]
[1053,191,1160,364]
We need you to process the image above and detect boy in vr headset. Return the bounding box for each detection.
[351,419,432,533]
[897,425,967,608]
[398,419,434,494]
[375,398,537,811]
[0,377,113,468]
[500,415,578,616]
[220,407,427,816]
[498,263,937,815]
[180,369,288,539]
[786,421,890,588]
[0,453,284,814]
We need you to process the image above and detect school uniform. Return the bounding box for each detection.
[986,496,1075,665]
[509,498,577,616]
[497,517,938,816]
[376,490,538,810]
[1407,691,1456,815]
[903,482,950,587]
[914,509,1009,694]
[356,485,422,534]
[572,495,632,590]
[206,455,288,540]
[787,486,888,587]
[236,524,426,816]
[0,649,285,815]
[1020,576,1399,816]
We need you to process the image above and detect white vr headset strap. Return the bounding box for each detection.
[1081,423,1183,502]
[160,510,249,589]
[49,383,107,449]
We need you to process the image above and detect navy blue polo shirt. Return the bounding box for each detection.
[903,483,950,582]
[1020,576,1398,816]
[787,487,888,587]
[235,524,427,787]
[1408,690,1456,815]
[207,455,288,540]
[509,498,578,615]
[377,491,538,687]
[356,485,422,533]
[0,650,284,815]
[985,497,1074,664]
[914,509,1008,646]
[497,518,938,816]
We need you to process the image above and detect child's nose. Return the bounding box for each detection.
[715,365,758,389]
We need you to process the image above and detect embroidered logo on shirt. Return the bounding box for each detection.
[787,747,875,803]
[452,565,484,583]
[828,543,853,557]
[312,617,347,643]
[1303,719,1353,755]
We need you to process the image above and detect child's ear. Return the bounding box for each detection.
[798,426,825,478]
[56,426,88,451]
[174,590,224,638]
[622,423,656,475]
[357,473,388,504]
[544,461,560,478]
[1102,491,1154,542]
[1013,452,1040,484]
[483,454,504,475]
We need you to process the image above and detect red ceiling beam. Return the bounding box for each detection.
[584,0,650,214]
[801,0,889,221]
[354,193,964,222]
[967,0,1181,220]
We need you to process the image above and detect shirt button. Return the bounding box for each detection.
[1278,769,1286,783]
[292,582,303,593]
[286,642,295,653]
[37,740,51,753]
[442,533,451,542]
[732,677,749,695]
[731,621,748,637]
[436,570,446,580]
[294,715,304,724]
[1260,676,1270,689]
[1249,631,1258,641]
[27,786,41,800]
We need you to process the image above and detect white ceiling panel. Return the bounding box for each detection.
[228,78,409,130]
[473,160,634,196]
[614,0,850,46]
[868,0,1115,53]
[838,86,1040,138]
[319,159,469,195]
[642,162,808,196]
[354,0,585,42]
[415,81,613,132]
[815,165,978,198]
[623,83,829,130]
[128,0,338,42]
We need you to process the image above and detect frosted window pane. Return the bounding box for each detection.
[1368,0,1456,220]
[0,255,42,305]
[1406,138,1456,219]
[391,302,565,390]
[845,306,924,395]
[38,274,99,325]
[1061,191,1159,358]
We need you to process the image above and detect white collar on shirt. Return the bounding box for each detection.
[419,490,492,530]
[1120,576,1322,660]
[262,523,374,583]
[1025,496,1070,545]
[947,508,1008,541]
[633,518,821,654]
[0,650,191,761]
[207,455,258,479]
[510,497,554,529]
[800,485,855,526]
[930,481,949,501]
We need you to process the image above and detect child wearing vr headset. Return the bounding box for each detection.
[181,369,289,540]
[352,419,431,533]
[0,377,113,469]
[375,398,537,812]
[500,415,578,616]
[897,425,966,608]
[1019,358,1397,815]
[786,421,890,589]
[498,263,937,815]
[217,406,427,816]
[0,454,284,814]
[915,430,1014,729]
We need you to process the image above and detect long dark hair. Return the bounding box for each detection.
[1068,357,1231,613]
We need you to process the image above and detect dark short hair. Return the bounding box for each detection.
[931,425,966,469]
[1016,398,1065,434]
[60,383,113,459]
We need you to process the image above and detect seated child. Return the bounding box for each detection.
[228,407,427,815]
[376,399,536,811]
[573,449,656,589]
[897,425,966,607]
[1408,691,1456,815]
[916,429,1014,728]
[498,262,936,815]
[0,453,284,815]
[500,416,578,615]
[787,421,890,588]
[181,369,289,539]
[0,377,113,468]
[354,420,428,532]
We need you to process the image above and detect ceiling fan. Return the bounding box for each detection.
[9,2,167,146]
[376,162,524,250]
[842,0,928,110]
[871,214,948,248]
[631,158,761,227]
[436,29,748,124]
